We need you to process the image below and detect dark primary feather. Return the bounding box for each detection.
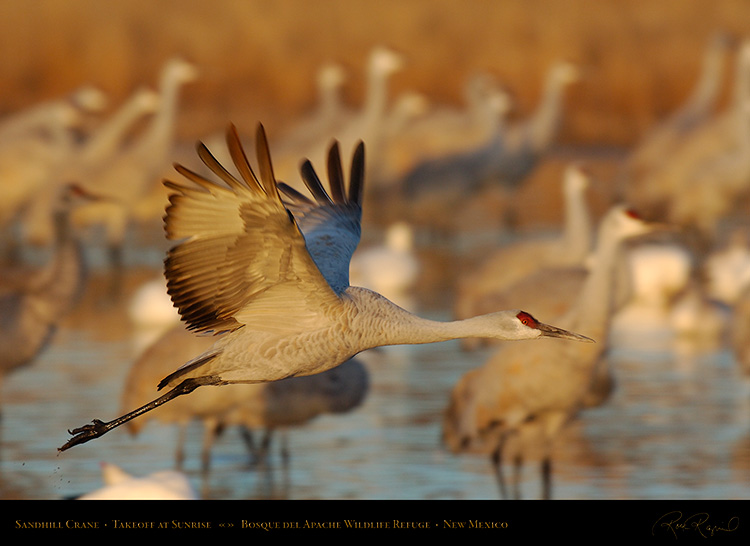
[279,141,365,295]
[226,124,264,193]
[255,123,281,200]
[162,123,366,334]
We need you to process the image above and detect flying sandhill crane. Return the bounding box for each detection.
[402,61,579,206]
[442,206,657,499]
[120,325,368,472]
[0,185,94,417]
[71,57,198,278]
[77,461,198,500]
[58,122,593,452]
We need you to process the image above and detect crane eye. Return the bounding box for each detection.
[516,311,537,328]
[625,208,641,219]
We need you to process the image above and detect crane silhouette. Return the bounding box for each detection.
[59,122,593,452]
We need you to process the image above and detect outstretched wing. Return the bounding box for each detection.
[163,123,347,335]
[277,139,365,294]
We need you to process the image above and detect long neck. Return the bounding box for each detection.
[29,209,85,318]
[80,89,153,165]
[560,182,592,262]
[732,45,750,146]
[677,35,727,126]
[560,221,625,342]
[732,43,750,111]
[347,288,511,349]
[465,76,498,129]
[523,68,568,152]
[0,101,67,139]
[362,62,392,131]
[319,81,343,122]
[133,68,183,163]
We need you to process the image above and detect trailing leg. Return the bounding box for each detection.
[58,375,223,452]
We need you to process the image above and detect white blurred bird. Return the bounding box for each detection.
[78,462,198,500]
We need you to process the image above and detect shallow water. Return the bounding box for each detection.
[2,263,750,501]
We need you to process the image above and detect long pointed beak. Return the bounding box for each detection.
[537,322,595,343]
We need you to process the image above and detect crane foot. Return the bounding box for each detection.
[58,419,110,452]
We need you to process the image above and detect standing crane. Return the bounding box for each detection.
[0,185,94,418]
[59,122,592,452]
[442,205,658,499]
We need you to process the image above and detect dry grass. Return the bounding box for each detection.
[2,0,749,147]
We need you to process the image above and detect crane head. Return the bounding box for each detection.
[515,311,595,343]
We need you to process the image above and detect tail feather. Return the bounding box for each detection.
[157,350,220,391]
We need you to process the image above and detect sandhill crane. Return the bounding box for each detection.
[279,62,350,152]
[0,186,93,417]
[624,39,750,242]
[77,462,198,500]
[0,85,106,142]
[454,163,593,348]
[704,228,750,306]
[71,57,198,278]
[730,284,750,375]
[442,206,657,499]
[494,61,580,185]
[121,325,263,471]
[417,72,512,151]
[59,122,592,452]
[273,45,405,190]
[402,61,579,204]
[667,97,750,242]
[120,324,368,472]
[202,61,350,177]
[21,86,161,247]
[0,87,106,256]
[74,87,161,174]
[380,72,511,184]
[619,32,733,187]
[228,356,369,466]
